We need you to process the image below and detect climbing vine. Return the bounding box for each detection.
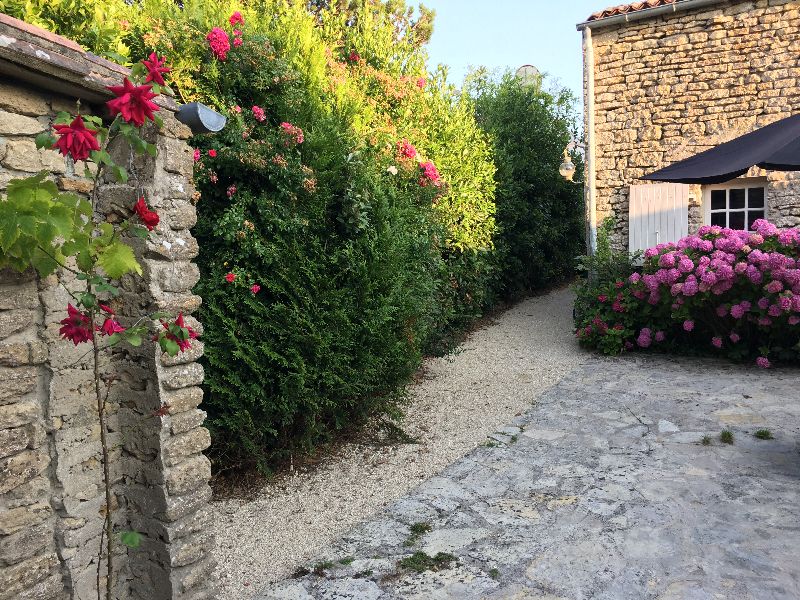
[0,54,195,600]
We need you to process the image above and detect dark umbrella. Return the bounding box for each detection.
[642,114,800,184]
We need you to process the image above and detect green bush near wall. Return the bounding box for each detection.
[5,0,584,470]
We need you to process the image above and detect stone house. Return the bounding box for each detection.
[579,0,800,252]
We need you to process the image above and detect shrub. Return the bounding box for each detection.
[575,219,800,367]
[470,71,584,300]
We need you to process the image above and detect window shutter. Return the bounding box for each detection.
[628,183,690,253]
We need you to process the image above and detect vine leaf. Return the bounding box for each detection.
[97,241,142,279]
[119,531,142,549]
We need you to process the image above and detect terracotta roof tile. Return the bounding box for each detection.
[587,0,678,22]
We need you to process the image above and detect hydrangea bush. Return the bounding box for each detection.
[576,219,800,368]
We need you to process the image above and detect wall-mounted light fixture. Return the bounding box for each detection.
[559,140,585,182]
[175,102,227,134]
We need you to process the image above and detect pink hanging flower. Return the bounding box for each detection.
[207,27,231,60]
[100,318,125,336]
[59,304,94,345]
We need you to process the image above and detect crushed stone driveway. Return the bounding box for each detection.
[259,354,800,599]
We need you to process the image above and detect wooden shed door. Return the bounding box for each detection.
[628,183,690,253]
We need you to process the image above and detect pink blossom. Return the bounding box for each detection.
[227,185,236,198]
[655,331,666,342]
[756,356,771,369]
[229,11,244,27]
[683,320,695,332]
[252,105,266,122]
[250,283,261,294]
[729,332,740,343]
[636,328,652,348]
[206,27,231,61]
[789,316,800,325]
[711,336,723,348]
[730,304,746,319]
[193,148,200,162]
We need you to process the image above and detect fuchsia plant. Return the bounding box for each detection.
[577,220,800,368]
[0,53,196,600]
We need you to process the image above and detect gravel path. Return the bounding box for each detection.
[211,286,586,599]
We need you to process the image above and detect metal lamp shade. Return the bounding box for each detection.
[175,102,227,134]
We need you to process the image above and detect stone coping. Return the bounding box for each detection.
[0,12,177,111]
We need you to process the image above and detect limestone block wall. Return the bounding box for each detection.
[588,0,800,249]
[0,14,215,600]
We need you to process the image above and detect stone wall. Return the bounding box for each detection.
[0,14,215,600]
[588,0,800,249]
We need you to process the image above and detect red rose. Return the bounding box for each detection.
[250,284,261,294]
[208,149,217,157]
[59,303,93,345]
[52,116,101,162]
[106,78,159,127]
[142,52,170,86]
[225,272,236,283]
[133,197,160,231]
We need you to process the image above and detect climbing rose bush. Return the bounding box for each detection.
[576,220,800,368]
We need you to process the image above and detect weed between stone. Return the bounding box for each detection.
[403,522,432,547]
[399,551,457,573]
[720,430,734,444]
[701,435,712,446]
[754,429,774,440]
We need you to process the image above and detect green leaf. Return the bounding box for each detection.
[29,248,60,276]
[76,250,94,272]
[107,333,123,346]
[54,111,72,125]
[97,240,141,279]
[145,143,158,158]
[112,166,128,183]
[0,217,20,252]
[47,204,74,237]
[35,132,56,150]
[158,334,180,357]
[125,333,142,347]
[95,282,120,296]
[119,531,142,549]
[129,225,150,239]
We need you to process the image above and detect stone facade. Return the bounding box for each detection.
[586,0,800,249]
[0,14,215,600]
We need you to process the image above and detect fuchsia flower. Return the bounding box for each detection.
[158,312,198,353]
[100,318,125,336]
[142,52,170,86]
[52,115,101,162]
[106,78,159,127]
[207,27,231,60]
[133,197,160,231]
[59,304,94,345]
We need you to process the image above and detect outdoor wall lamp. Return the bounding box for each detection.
[559,140,586,182]
[176,102,227,134]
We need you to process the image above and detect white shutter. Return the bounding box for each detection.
[628,183,689,253]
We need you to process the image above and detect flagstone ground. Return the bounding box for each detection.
[259,354,800,599]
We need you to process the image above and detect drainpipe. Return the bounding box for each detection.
[584,26,597,253]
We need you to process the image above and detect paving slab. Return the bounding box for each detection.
[258,354,800,599]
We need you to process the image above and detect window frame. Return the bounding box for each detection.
[702,178,768,231]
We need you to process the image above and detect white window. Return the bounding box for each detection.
[703,179,767,231]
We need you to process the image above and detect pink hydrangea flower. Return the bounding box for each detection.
[655,331,665,342]
[756,356,771,369]
[636,328,652,348]
[683,320,695,332]
[729,332,740,343]
[711,336,723,348]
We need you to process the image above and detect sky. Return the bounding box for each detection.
[422,0,605,99]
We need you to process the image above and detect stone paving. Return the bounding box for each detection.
[258,354,800,600]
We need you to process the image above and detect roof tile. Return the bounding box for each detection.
[588,0,678,22]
